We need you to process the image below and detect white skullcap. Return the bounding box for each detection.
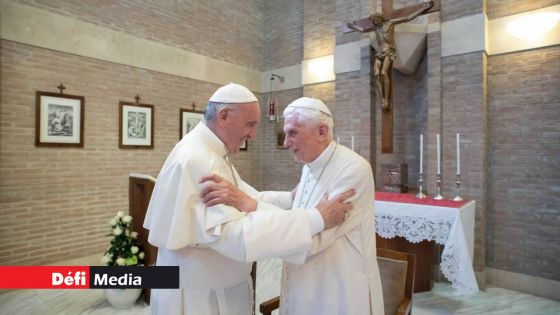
[209,83,258,103]
[286,97,332,117]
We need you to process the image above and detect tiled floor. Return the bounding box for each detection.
[413,283,560,315]
[1,283,559,314]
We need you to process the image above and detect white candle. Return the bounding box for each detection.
[436,134,441,174]
[351,136,355,151]
[456,133,460,175]
[337,137,340,145]
[419,134,423,174]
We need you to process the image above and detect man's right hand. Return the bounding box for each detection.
[199,174,257,213]
[315,189,356,229]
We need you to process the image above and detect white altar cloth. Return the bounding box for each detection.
[375,198,479,295]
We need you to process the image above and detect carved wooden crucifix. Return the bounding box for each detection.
[345,0,440,153]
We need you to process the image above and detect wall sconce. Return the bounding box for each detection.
[506,12,560,40]
[267,74,284,122]
[488,4,560,55]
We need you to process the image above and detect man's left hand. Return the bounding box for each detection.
[199,174,257,213]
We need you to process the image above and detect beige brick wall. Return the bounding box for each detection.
[441,0,484,21]
[1,0,559,286]
[426,30,443,194]
[487,0,560,19]
[258,89,304,191]
[303,0,336,59]
[17,0,263,70]
[442,51,489,272]
[262,0,304,71]
[487,46,560,281]
[0,39,261,265]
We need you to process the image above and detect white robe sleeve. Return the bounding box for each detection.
[238,177,293,210]
[144,152,246,250]
[145,149,312,265]
[256,191,293,209]
[209,205,312,265]
[306,160,375,257]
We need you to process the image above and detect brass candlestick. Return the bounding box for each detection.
[434,173,443,200]
[416,172,426,199]
[452,174,463,201]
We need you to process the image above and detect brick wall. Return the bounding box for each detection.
[426,30,442,194]
[2,0,559,286]
[0,0,264,264]
[441,0,484,21]
[303,0,336,59]
[258,89,304,191]
[258,0,305,191]
[0,41,215,264]
[398,57,429,186]
[487,46,560,281]
[262,0,304,71]
[487,0,560,19]
[17,0,263,70]
[441,52,488,272]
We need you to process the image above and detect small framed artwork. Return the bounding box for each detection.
[277,132,287,149]
[240,139,248,151]
[35,91,85,147]
[180,108,204,139]
[119,101,154,149]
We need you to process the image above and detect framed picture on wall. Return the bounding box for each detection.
[180,108,204,139]
[240,139,248,151]
[35,91,85,147]
[277,131,287,149]
[119,101,154,149]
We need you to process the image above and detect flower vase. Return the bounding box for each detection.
[105,288,142,309]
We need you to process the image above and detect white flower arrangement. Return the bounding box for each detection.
[101,211,145,266]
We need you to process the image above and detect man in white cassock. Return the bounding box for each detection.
[202,97,384,315]
[143,83,354,315]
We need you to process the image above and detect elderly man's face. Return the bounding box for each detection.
[224,102,260,154]
[283,116,323,163]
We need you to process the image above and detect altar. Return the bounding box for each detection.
[375,192,479,296]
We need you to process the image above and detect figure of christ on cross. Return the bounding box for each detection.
[344,0,438,153]
[346,0,434,112]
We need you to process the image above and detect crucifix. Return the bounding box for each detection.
[134,94,141,104]
[344,0,439,153]
[57,83,66,94]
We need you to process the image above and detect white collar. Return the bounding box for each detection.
[193,122,228,157]
[306,141,336,177]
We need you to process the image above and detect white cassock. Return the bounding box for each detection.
[143,122,324,315]
[262,141,384,315]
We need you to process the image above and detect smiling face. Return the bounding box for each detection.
[283,115,328,163]
[220,102,260,154]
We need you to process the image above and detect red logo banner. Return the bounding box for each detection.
[0,266,90,289]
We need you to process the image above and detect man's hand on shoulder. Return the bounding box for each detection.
[199,174,257,213]
[315,189,355,229]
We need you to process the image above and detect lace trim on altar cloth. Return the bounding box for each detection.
[376,213,452,244]
[376,213,479,295]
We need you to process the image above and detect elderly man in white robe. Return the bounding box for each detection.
[143,83,355,315]
[201,97,384,315]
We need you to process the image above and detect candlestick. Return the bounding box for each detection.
[434,173,444,200]
[436,134,441,174]
[416,172,426,199]
[456,133,460,175]
[419,134,423,174]
[351,136,354,151]
[452,174,463,201]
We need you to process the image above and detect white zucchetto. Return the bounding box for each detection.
[286,97,332,117]
[209,83,258,103]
